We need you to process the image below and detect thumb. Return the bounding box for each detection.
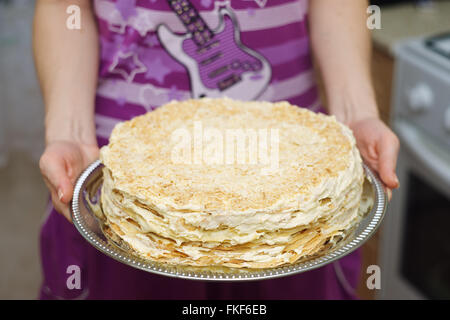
[377,133,400,190]
[40,153,74,204]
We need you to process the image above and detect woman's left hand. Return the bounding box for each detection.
[348,116,400,200]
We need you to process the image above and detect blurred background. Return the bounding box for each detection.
[0,0,449,299]
[0,0,47,299]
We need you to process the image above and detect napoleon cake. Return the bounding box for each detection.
[98,97,367,269]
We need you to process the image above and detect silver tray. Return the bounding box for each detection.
[71,160,387,281]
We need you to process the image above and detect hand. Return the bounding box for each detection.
[39,141,99,222]
[348,117,400,200]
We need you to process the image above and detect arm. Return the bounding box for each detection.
[309,0,399,195]
[34,0,99,221]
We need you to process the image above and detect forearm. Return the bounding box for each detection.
[33,0,99,145]
[309,0,378,124]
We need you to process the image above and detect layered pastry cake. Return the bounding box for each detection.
[98,98,367,268]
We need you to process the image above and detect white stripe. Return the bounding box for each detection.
[97,70,314,109]
[259,70,314,101]
[96,81,191,110]
[94,0,307,36]
[95,71,318,139]
[309,98,322,112]
[95,96,322,140]
[95,114,121,139]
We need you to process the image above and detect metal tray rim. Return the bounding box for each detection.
[71,160,387,281]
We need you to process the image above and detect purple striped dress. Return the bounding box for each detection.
[39,0,361,299]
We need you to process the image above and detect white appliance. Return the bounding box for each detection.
[379,34,450,299]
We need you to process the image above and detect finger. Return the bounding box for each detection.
[366,142,379,164]
[355,138,380,173]
[45,179,73,222]
[377,134,400,189]
[65,151,85,184]
[43,176,67,213]
[49,190,73,223]
[44,177,63,209]
[65,145,98,184]
[385,187,392,202]
[60,205,73,223]
[42,175,57,196]
[40,153,73,204]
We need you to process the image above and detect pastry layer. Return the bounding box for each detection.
[99,98,366,268]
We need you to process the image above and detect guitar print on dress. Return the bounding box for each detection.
[157,0,272,100]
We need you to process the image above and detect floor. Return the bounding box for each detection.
[0,151,47,299]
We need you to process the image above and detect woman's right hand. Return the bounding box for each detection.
[39,141,99,222]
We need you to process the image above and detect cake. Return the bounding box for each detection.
[98,98,366,268]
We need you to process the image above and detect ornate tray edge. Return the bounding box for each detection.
[71,160,387,282]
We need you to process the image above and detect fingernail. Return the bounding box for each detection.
[394,176,400,187]
[58,189,64,201]
[387,189,392,201]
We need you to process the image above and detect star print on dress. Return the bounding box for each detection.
[115,0,137,21]
[101,34,137,61]
[100,37,118,61]
[108,51,147,82]
[107,10,127,34]
[112,33,125,46]
[143,34,159,47]
[113,30,139,52]
[144,57,171,84]
[126,27,135,36]
[108,79,128,106]
[132,13,154,37]
[167,85,183,101]
[139,84,163,111]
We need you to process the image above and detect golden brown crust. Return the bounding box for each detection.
[99,98,366,268]
[101,98,355,212]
